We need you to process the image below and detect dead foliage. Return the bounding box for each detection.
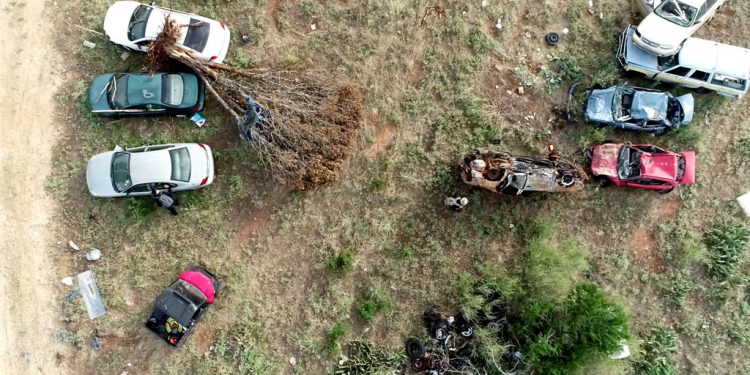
[147,17,363,190]
[420,5,446,26]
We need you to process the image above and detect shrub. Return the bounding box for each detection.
[467,28,494,55]
[326,249,356,273]
[633,328,678,375]
[326,323,348,354]
[126,198,156,219]
[358,284,392,324]
[705,221,750,280]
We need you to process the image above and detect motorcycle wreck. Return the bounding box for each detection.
[461,146,588,196]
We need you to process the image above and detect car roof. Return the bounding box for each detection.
[126,73,166,106]
[144,7,194,44]
[679,38,750,79]
[128,145,190,185]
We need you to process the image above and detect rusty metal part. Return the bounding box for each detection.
[420,5,446,26]
[461,148,588,196]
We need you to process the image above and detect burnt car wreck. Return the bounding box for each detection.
[461,147,587,196]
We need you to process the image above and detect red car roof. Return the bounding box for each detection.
[179,270,216,303]
[640,153,679,182]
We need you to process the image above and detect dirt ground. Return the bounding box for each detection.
[0,0,71,374]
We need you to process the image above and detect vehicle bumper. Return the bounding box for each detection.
[631,31,679,57]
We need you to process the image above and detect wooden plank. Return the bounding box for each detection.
[77,270,106,320]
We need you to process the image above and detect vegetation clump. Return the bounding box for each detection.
[705,221,750,280]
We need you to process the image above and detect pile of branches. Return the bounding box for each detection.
[147,17,363,190]
[335,341,404,375]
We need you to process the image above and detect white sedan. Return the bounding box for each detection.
[633,0,727,56]
[86,143,215,198]
[103,1,231,63]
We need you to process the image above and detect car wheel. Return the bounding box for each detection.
[545,32,560,46]
[658,187,674,194]
[405,338,426,359]
[583,148,593,166]
[652,128,669,136]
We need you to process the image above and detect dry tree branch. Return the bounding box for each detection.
[147,16,363,190]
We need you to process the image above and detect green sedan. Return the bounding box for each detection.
[88,72,205,117]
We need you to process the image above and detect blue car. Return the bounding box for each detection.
[88,72,205,117]
[583,84,693,135]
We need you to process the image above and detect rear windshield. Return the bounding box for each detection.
[655,0,698,27]
[112,152,132,192]
[162,74,184,106]
[128,5,153,41]
[183,19,210,52]
[169,147,191,182]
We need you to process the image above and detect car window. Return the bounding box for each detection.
[690,70,710,81]
[183,19,210,52]
[618,146,642,180]
[711,74,746,90]
[112,152,132,192]
[666,66,691,77]
[169,147,191,182]
[127,183,151,194]
[109,74,130,109]
[162,74,185,106]
[128,5,153,41]
[654,0,698,27]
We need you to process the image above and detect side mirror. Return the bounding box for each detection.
[114,145,124,152]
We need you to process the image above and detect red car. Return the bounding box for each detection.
[145,266,223,347]
[586,142,695,192]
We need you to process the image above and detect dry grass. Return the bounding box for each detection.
[47,0,750,374]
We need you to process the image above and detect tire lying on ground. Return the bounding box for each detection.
[405,338,426,359]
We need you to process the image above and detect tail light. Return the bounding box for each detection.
[199,144,207,151]
[191,101,201,114]
[200,177,209,186]
[209,56,218,61]
[219,22,225,30]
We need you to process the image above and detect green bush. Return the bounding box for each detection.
[358,284,392,324]
[326,249,356,273]
[467,28,494,55]
[633,328,678,375]
[326,323,348,354]
[705,221,750,280]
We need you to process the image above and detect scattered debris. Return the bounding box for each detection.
[78,270,106,320]
[66,289,81,302]
[420,5,446,26]
[289,357,297,366]
[241,34,251,45]
[517,86,525,95]
[190,113,206,127]
[68,240,80,252]
[738,193,750,217]
[61,277,74,286]
[310,23,317,31]
[82,40,96,49]
[405,311,475,374]
[91,337,101,351]
[74,24,105,36]
[21,351,32,359]
[86,248,102,261]
[120,52,130,61]
[495,18,503,31]
[481,0,489,7]
[562,27,570,34]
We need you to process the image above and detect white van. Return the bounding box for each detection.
[619,26,750,99]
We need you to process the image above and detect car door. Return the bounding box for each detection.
[126,183,153,197]
[655,66,697,87]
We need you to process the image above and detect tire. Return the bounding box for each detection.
[546,32,560,46]
[405,338,426,359]
[652,127,669,136]
[486,168,503,181]
[658,187,674,194]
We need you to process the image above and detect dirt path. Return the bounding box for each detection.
[0,0,70,374]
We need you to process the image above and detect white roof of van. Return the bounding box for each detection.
[679,37,750,79]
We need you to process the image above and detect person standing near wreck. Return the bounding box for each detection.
[445,195,469,212]
[152,185,180,216]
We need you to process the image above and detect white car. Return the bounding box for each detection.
[103,1,231,63]
[86,143,215,198]
[633,0,727,56]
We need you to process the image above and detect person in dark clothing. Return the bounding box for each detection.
[152,185,180,216]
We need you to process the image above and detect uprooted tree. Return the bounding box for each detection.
[147,18,363,190]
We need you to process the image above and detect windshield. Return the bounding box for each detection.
[617,146,643,180]
[162,74,184,106]
[654,0,698,27]
[612,86,635,120]
[128,5,153,41]
[169,148,191,182]
[108,74,129,109]
[111,152,132,192]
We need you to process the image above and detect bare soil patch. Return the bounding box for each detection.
[630,226,665,273]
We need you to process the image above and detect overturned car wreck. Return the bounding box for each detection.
[462,147,587,196]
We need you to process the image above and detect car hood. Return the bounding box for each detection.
[637,13,691,50]
[631,91,668,122]
[585,88,616,123]
[86,152,118,197]
[103,1,140,43]
[88,74,114,112]
[679,151,696,185]
[676,94,694,125]
[641,153,679,181]
[591,143,621,178]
